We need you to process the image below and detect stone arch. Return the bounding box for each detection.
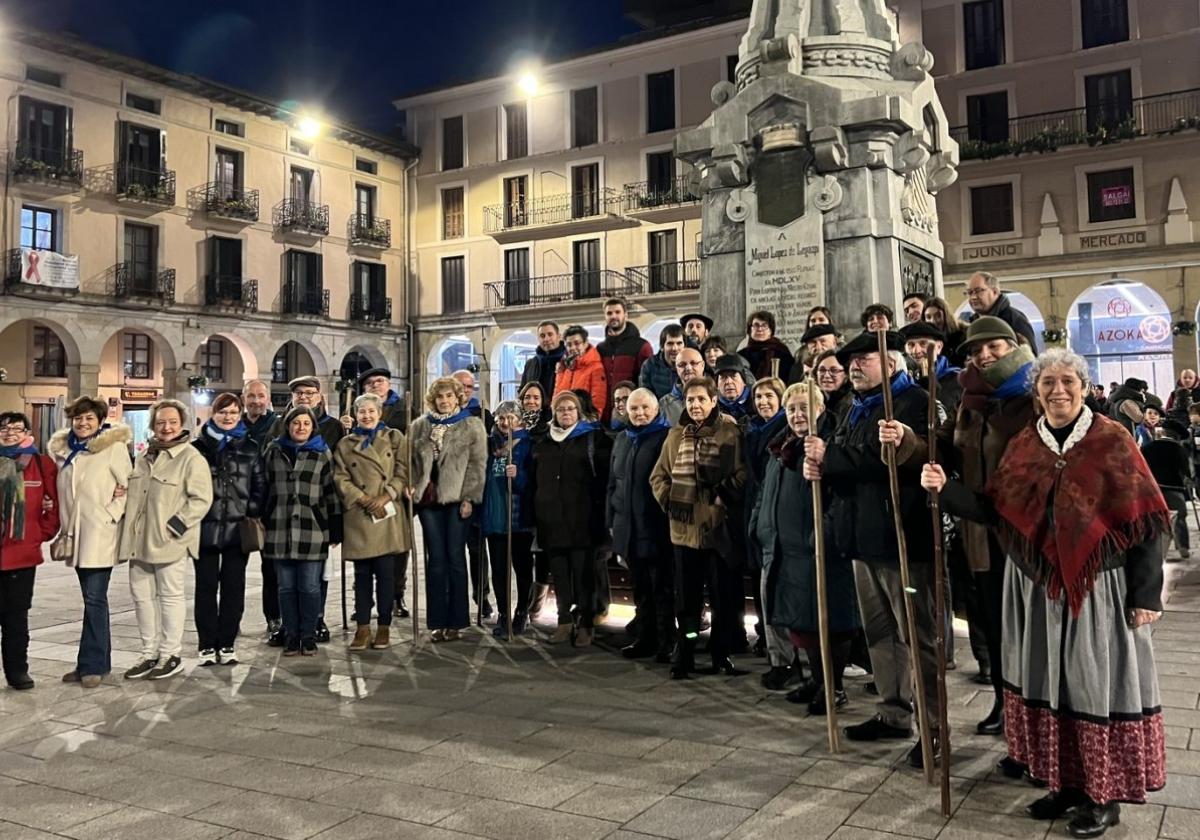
[1068,280,1174,396]
[338,343,389,383]
[0,313,82,369]
[192,331,259,389]
[491,328,538,404]
[0,316,83,445]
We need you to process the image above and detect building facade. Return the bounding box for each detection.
[905,0,1200,394]
[0,30,415,446]
[395,19,746,403]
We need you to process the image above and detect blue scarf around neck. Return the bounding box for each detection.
[428,408,471,426]
[383,390,400,407]
[718,386,751,418]
[205,419,247,451]
[560,420,599,441]
[934,355,962,381]
[992,361,1033,400]
[352,424,383,450]
[848,371,917,428]
[63,425,110,467]
[275,432,328,454]
[624,413,670,447]
[0,442,39,460]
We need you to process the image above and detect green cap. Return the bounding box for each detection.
[958,316,1017,354]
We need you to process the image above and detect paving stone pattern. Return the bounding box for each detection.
[3,533,1200,840]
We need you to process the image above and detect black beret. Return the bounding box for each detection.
[898,321,946,344]
[835,330,904,367]
[801,324,839,343]
[357,367,392,386]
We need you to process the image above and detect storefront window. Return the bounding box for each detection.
[1069,281,1174,396]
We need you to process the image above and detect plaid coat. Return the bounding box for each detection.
[261,443,343,563]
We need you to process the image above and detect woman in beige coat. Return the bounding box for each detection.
[334,393,412,650]
[119,399,213,681]
[48,396,132,688]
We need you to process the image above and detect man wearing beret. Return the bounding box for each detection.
[803,330,942,768]
[341,368,407,433]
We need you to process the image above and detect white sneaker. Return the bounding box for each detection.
[219,646,238,665]
[844,664,869,678]
[198,648,218,667]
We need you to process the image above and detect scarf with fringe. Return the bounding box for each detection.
[668,408,729,524]
[987,406,1169,616]
[0,434,37,541]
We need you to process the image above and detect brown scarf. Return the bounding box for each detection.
[668,407,728,523]
[987,407,1169,615]
[146,431,191,462]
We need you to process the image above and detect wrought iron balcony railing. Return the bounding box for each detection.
[205,274,258,311]
[115,161,176,205]
[282,277,329,317]
[484,269,637,309]
[950,87,1200,161]
[9,142,84,188]
[111,264,175,304]
[625,258,701,293]
[273,198,330,235]
[3,249,18,288]
[350,293,392,324]
[348,215,391,248]
[197,182,260,221]
[622,176,700,212]
[483,187,620,233]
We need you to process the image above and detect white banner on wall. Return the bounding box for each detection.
[19,248,79,289]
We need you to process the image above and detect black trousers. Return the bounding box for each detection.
[629,551,675,650]
[973,536,1007,702]
[486,532,534,618]
[394,552,409,599]
[467,524,490,609]
[194,547,248,650]
[261,554,280,623]
[0,567,35,680]
[549,549,595,628]
[533,550,550,585]
[716,558,747,652]
[354,555,396,626]
[674,546,731,664]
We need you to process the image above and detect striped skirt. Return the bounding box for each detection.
[1001,562,1166,805]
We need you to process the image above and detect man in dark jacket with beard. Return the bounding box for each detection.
[597,298,652,425]
[520,321,565,401]
[241,380,278,449]
[803,330,941,768]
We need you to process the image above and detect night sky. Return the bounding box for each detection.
[1,0,643,137]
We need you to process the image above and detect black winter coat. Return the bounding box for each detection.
[823,376,934,566]
[607,425,671,559]
[751,432,860,634]
[531,429,612,552]
[244,411,278,449]
[1142,437,1194,503]
[192,433,267,551]
[967,293,1038,350]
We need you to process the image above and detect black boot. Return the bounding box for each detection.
[1067,801,1120,838]
[670,637,696,680]
[1026,789,1088,821]
[395,597,410,619]
[976,697,1004,735]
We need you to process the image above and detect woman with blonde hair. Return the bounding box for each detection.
[410,377,487,641]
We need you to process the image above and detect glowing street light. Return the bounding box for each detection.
[517,72,539,97]
[297,115,322,140]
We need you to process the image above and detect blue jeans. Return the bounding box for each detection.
[275,560,322,642]
[353,555,396,626]
[419,504,469,630]
[76,568,112,677]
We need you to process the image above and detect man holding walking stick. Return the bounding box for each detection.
[802,329,943,769]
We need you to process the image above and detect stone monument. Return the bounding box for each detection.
[675,0,959,345]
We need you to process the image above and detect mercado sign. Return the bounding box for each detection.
[1077,229,1148,251]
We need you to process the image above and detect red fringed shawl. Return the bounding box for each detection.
[987,412,1169,615]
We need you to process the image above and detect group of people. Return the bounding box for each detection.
[0,272,1176,838]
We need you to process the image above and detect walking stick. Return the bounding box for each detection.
[876,328,935,783]
[925,342,952,816]
[405,433,419,641]
[506,428,515,642]
[771,358,781,381]
[808,374,839,754]
[340,383,354,638]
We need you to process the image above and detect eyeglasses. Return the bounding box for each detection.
[0,424,28,434]
[964,287,989,298]
[678,360,703,369]
[293,389,320,398]
[816,367,844,378]
[613,395,629,404]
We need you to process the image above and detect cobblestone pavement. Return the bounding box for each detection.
[3,537,1200,840]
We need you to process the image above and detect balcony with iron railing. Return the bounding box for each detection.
[950,87,1200,161]
[350,293,392,325]
[621,175,701,220]
[273,198,330,236]
[2,248,81,294]
[193,182,260,222]
[483,187,630,242]
[9,142,84,189]
[205,274,259,311]
[625,258,702,294]
[348,214,391,248]
[484,268,638,310]
[115,160,176,205]
[282,277,329,317]
[109,263,175,305]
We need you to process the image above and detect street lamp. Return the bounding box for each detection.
[297,115,322,140]
[517,71,539,98]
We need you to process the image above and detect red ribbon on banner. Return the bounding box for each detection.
[25,251,41,282]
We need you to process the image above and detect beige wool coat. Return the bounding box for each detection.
[333,429,413,560]
[48,424,134,569]
[118,441,214,565]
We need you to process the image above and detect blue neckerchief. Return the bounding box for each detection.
[275,433,328,453]
[718,386,751,418]
[383,390,400,407]
[624,413,670,447]
[749,408,783,432]
[428,408,471,426]
[0,440,39,459]
[668,383,682,401]
[465,397,482,413]
[205,419,247,451]
[489,428,529,457]
[63,424,110,467]
[991,361,1033,400]
[848,371,916,428]
[610,417,625,431]
[352,424,382,450]
[563,420,600,441]
[934,355,962,380]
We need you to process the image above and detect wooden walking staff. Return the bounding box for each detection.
[505,428,515,642]
[808,374,840,754]
[925,341,952,815]
[339,379,356,636]
[876,328,935,783]
[404,428,420,641]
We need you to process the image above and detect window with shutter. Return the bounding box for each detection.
[646,70,676,133]
[442,116,464,170]
[441,256,466,314]
[572,88,598,147]
[969,183,1015,236]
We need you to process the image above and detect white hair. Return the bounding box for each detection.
[627,387,657,404]
[352,392,384,412]
[886,350,906,372]
[1029,348,1090,390]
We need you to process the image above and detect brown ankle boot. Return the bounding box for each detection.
[371,625,391,649]
[349,625,371,651]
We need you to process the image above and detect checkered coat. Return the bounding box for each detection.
[261,443,343,563]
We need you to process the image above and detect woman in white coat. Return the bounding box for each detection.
[119,399,213,681]
[47,396,132,689]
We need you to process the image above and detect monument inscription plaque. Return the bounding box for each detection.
[745,205,824,347]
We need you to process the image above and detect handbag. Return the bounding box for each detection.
[50,532,75,563]
[239,518,265,553]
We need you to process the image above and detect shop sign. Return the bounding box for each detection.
[120,388,159,401]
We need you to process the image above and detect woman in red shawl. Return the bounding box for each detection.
[922,348,1168,839]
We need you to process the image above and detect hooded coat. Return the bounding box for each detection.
[48,424,133,569]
